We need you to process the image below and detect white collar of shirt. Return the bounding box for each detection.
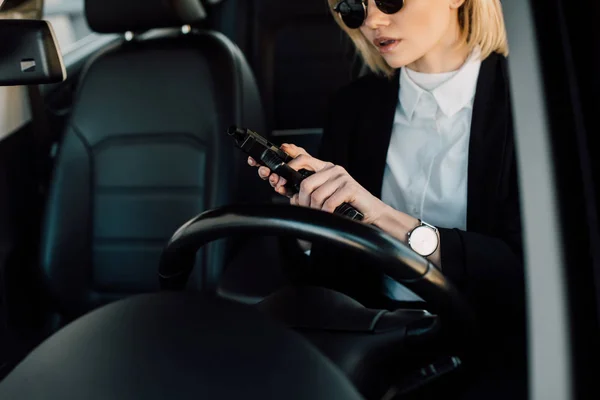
[399,47,482,121]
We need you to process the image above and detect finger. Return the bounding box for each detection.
[307,176,348,210]
[258,166,271,180]
[280,143,308,158]
[297,165,346,207]
[290,194,299,206]
[322,185,357,214]
[248,157,257,166]
[287,154,333,173]
[275,176,288,191]
[275,185,288,196]
[269,174,279,188]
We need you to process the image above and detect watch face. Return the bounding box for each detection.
[409,225,438,257]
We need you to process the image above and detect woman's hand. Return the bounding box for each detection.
[249,144,389,225]
[248,144,440,266]
[247,143,304,197]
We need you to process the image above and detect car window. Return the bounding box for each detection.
[44,0,95,54]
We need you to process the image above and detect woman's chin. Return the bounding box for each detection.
[382,53,420,69]
[383,54,412,69]
[382,52,417,70]
[369,39,421,69]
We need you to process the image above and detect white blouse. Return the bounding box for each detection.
[381,48,483,301]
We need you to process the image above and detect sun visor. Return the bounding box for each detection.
[0,19,66,86]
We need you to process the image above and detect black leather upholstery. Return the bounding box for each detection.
[40,26,267,319]
[0,294,365,400]
[209,0,363,150]
[86,0,207,33]
[249,0,363,133]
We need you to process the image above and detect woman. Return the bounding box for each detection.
[250,0,525,382]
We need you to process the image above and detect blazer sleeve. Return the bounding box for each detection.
[438,154,523,306]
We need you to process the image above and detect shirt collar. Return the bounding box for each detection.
[398,67,424,121]
[399,47,482,120]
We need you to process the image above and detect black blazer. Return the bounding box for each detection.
[298,53,526,346]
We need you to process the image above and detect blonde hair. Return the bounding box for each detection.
[328,0,509,78]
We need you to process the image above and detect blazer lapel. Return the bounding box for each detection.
[351,71,400,197]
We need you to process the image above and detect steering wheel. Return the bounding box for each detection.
[0,205,476,400]
[158,204,474,331]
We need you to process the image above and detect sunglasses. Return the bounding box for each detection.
[333,0,405,29]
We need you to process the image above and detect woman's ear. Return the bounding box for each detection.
[449,0,467,9]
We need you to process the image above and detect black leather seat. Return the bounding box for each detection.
[39,0,268,324]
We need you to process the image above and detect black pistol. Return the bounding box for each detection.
[227,125,364,221]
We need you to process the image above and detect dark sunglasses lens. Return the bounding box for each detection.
[375,0,404,14]
[336,0,365,29]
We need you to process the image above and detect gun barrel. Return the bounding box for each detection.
[227,125,247,140]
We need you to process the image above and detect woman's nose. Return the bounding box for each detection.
[363,0,391,30]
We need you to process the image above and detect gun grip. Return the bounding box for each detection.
[281,168,364,222]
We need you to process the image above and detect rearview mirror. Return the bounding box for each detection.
[0,19,66,86]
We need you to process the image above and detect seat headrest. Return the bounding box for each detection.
[85,0,207,34]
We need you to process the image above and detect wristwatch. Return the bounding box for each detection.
[407,220,439,257]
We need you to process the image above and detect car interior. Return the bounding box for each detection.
[0,0,599,399]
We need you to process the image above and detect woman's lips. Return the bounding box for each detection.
[373,37,401,54]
